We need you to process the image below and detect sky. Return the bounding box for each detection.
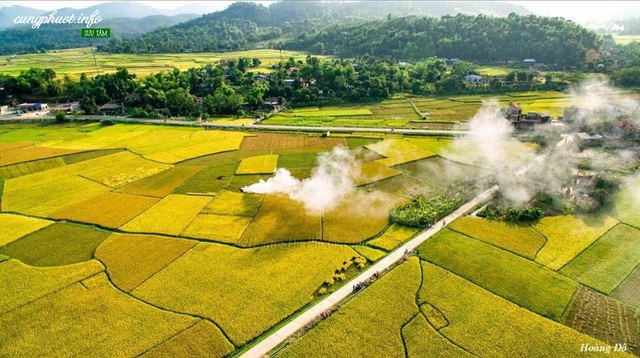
[1,1,640,24]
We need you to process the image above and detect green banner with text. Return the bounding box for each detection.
[81,28,110,38]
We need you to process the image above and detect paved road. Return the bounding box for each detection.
[240,185,499,358]
[76,116,471,136]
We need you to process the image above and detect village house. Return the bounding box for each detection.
[464,74,483,83]
[16,103,48,113]
[56,101,81,113]
[97,103,124,116]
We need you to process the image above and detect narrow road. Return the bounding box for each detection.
[72,116,471,136]
[240,185,499,358]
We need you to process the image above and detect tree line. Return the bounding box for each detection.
[0,55,565,118]
[287,13,600,67]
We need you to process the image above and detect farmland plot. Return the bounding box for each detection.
[0,259,103,314]
[0,223,111,267]
[141,320,234,358]
[132,242,359,345]
[238,195,322,246]
[0,214,53,247]
[418,261,620,357]
[613,267,640,309]
[534,215,619,270]
[564,286,640,356]
[236,154,279,175]
[418,229,578,321]
[95,233,197,292]
[0,274,198,358]
[561,224,640,294]
[449,217,546,259]
[278,258,423,358]
[368,224,421,251]
[117,166,204,198]
[120,194,211,236]
[322,192,405,244]
[50,192,159,228]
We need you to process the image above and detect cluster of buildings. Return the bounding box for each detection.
[1,101,125,117]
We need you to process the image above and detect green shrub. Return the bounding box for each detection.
[390,182,476,228]
[54,110,67,123]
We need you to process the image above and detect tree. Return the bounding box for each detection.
[80,96,98,115]
[54,110,66,123]
[165,88,196,116]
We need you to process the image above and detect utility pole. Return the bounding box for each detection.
[89,39,100,76]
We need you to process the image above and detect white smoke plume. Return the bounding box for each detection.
[453,78,640,207]
[242,146,360,213]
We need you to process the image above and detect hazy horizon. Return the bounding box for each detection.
[0,0,639,25]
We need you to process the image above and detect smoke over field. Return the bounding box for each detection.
[451,79,640,208]
[242,146,360,213]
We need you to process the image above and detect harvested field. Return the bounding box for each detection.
[132,242,359,345]
[50,192,159,228]
[0,259,103,314]
[364,139,423,157]
[176,149,270,167]
[393,156,484,190]
[0,214,53,247]
[61,149,125,165]
[117,166,204,198]
[449,217,546,259]
[240,133,344,151]
[0,223,111,267]
[375,149,436,167]
[120,194,212,236]
[237,195,321,246]
[564,286,640,356]
[363,175,441,199]
[236,154,279,175]
[0,145,82,166]
[0,274,197,358]
[534,215,619,270]
[368,224,420,251]
[227,174,272,191]
[345,137,381,148]
[173,162,238,194]
[613,266,640,310]
[0,157,66,180]
[278,258,422,358]
[95,233,197,292]
[561,224,640,294]
[277,153,318,169]
[202,190,263,217]
[418,229,578,321]
[181,214,252,244]
[355,162,402,186]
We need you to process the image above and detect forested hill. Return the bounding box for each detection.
[0,14,198,55]
[97,1,530,54]
[286,14,600,66]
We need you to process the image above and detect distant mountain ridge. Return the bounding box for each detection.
[0,13,199,55]
[98,1,532,54]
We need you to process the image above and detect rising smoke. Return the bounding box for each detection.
[451,78,640,207]
[242,145,360,213]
